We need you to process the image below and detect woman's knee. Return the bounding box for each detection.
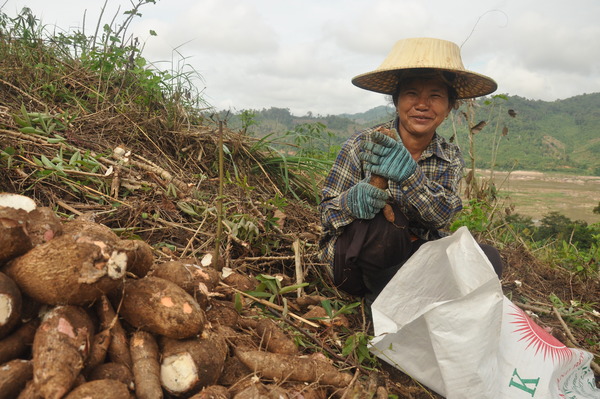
[478,243,503,279]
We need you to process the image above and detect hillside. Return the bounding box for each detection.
[231,93,600,176]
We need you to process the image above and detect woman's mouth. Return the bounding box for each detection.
[411,115,432,121]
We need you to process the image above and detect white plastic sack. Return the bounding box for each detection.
[370,227,600,399]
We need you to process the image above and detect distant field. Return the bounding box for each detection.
[474,170,600,224]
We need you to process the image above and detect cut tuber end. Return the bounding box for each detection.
[0,193,37,212]
[160,352,199,394]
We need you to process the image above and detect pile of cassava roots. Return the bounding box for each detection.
[0,193,383,399]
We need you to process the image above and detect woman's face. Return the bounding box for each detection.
[395,77,452,140]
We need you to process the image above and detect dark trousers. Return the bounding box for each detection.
[333,206,504,301]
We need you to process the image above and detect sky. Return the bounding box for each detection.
[3,0,600,115]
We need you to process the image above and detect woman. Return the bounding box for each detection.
[319,37,503,302]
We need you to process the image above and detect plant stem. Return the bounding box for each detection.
[214,121,224,271]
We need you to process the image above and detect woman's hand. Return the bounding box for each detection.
[342,181,388,219]
[360,130,417,183]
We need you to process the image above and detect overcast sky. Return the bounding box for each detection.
[3,0,600,115]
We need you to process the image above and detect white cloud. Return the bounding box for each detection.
[324,0,431,54]
[2,0,600,115]
[135,0,278,57]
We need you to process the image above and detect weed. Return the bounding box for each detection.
[342,331,379,369]
[246,274,309,317]
[450,199,493,233]
[240,110,257,135]
[244,121,334,202]
[550,294,599,334]
[320,299,361,319]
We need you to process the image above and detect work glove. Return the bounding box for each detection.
[342,181,388,220]
[360,130,417,183]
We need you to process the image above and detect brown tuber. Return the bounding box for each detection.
[0,359,33,399]
[15,380,39,399]
[83,329,112,377]
[188,385,230,399]
[63,379,133,399]
[0,205,33,264]
[149,259,219,309]
[255,318,297,355]
[0,194,61,254]
[0,318,39,365]
[96,295,132,369]
[205,300,240,329]
[119,239,155,278]
[32,305,94,399]
[120,276,206,339]
[26,207,63,247]
[235,349,353,387]
[130,331,163,399]
[88,362,134,390]
[221,270,257,293]
[4,229,129,305]
[61,219,120,243]
[159,331,228,396]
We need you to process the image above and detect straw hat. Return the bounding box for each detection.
[351,37,497,99]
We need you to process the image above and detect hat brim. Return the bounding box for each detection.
[352,67,498,99]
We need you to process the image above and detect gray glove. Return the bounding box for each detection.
[343,181,388,219]
[360,130,417,183]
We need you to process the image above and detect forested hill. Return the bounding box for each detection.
[229,92,600,176]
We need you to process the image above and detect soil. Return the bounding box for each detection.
[477,169,600,224]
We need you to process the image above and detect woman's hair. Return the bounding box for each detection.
[391,69,458,108]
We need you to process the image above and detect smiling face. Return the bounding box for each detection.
[395,77,453,141]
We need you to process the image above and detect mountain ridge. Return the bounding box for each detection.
[229,92,600,176]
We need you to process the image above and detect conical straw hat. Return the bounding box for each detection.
[351,37,497,99]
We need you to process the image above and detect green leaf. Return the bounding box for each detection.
[320,299,334,318]
[69,151,81,165]
[32,156,43,167]
[341,335,356,356]
[19,126,41,134]
[278,283,309,295]
[13,115,30,128]
[40,155,55,169]
[334,301,361,317]
[47,136,66,144]
[1,147,15,156]
[255,274,281,294]
[244,291,273,299]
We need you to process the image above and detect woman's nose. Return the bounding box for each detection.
[414,95,430,108]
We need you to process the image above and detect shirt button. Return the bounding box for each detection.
[402,186,408,191]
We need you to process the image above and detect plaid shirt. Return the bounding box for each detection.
[319,118,464,269]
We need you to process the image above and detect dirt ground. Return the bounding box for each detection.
[477,169,600,224]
